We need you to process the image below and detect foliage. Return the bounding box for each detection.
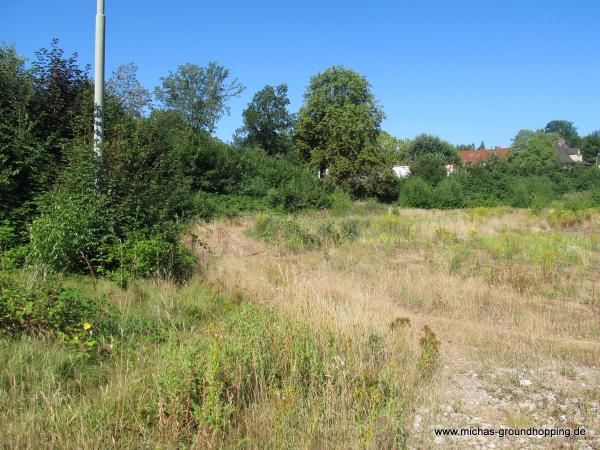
[104,110,195,233]
[106,63,152,117]
[155,62,244,133]
[509,132,559,175]
[0,44,39,215]
[433,177,464,208]
[407,133,457,162]
[249,213,360,250]
[0,278,118,353]
[398,177,433,208]
[416,325,440,376]
[581,130,600,164]
[234,84,294,156]
[410,153,447,185]
[328,188,354,214]
[544,120,580,148]
[294,66,386,196]
[193,145,330,213]
[117,234,196,280]
[511,129,539,153]
[29,39,90,186]
[29,191,116,274]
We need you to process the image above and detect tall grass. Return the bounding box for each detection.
[0,275,421,449]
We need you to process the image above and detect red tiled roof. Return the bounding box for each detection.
[459,148,511,164]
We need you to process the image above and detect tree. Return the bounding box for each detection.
[478,141,485,150]
[410,153,447,185]
[456,143,475,151]
[378,131,411,164]
[28,39,90,187]
[0,44,38,216]
[29,38,89,142]
[294,66,386,195]
[544,120,580,147]
[407,134,457,162]
[234,84,294,156]
[510,132,559,175]
[399,176,432,208]
[107,63,151,117]
[155,62,244,133]
[581,131,600,164]
[511,129,539,153]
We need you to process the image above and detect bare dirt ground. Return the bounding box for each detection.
[190,215,600,449]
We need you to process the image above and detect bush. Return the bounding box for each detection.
[328,188,353,214]
[0,278,118,353]
[341,218,360,240]
[29,192,117,273]
[410,154,447,186]
[433,177,463,208]
[192,192,269,221]
[1,245,29,270]
[193,146,330,213]
[398,177,433,208]
[118,234,196,280]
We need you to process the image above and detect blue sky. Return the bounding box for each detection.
[2,0,599,147]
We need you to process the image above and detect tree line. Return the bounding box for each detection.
[1,39,600,279]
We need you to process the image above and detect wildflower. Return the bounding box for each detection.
[83,322,92,331]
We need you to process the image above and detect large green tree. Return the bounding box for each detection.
[407,134,457,162]
[155,62,244,134]
[544,120,580,147]
[511,129,539,153]
[510,132,559,175]
[0,44,38,216]
[581,131,600,164]
[235,84,294,156]
[28,39,90,187]
[294,66,387,195]
[107,63,152,118]
[377,131,411,164]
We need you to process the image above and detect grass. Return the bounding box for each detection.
[0,272,425,448]
[197,206,600,369]
[3,203,600,448]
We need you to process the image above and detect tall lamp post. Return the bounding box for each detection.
[93,0,105,159]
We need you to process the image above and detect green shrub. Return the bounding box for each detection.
[398,177,433,208]
[508,179,530,207]
[0,278,118,354]
[192,192,269,220]
[328,188,353,214]
[433,177,464,208]
[562,191,596,211]
[341,218,360,240]
[1,245,29,270]
[118,234,196,280]
[410,154,447,186]
[29,192,116,273]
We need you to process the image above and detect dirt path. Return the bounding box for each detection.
[192,220,600,449]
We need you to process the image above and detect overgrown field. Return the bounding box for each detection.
[2,204,600,448]
[196,204,600,448]
[0,272,429,448]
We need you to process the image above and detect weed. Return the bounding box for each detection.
[416,325,440,376]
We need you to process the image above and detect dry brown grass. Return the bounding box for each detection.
[195,207,600,369]
[192,206,600,447]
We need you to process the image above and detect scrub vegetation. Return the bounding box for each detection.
[1,39,600,448]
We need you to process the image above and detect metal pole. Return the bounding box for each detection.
[93,0,105,159]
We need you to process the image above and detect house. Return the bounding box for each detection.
[554,138,585,164]
[445,164,458,175]
[392,165,411,178]
[458,147,511,165]
[392,164,457,178]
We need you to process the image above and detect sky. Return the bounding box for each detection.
[2,0,599,147]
